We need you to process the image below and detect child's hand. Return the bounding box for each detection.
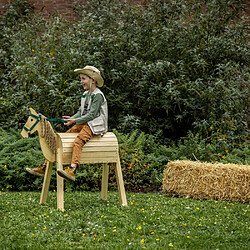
[62,116,71,119]
[62,116,76,126]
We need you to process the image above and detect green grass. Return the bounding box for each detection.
[0,191,249,249]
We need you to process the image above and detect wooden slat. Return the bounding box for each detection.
[63,151,117,158]
[81,158,117,163]
[62,140,118,145]
[63,143,117,149]
[61,138,117,143]
[63,146,118,153]
[62,151,117,164]
[57,132,116,139]
[63,159,116,164]
[62,156,117,164]
[81,152,117,159]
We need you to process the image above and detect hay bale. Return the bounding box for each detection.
[162,160,250,202]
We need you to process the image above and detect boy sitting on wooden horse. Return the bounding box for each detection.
[26,66,108,181]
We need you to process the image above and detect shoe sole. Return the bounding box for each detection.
[26,168,44,177]
[57,169,75,181]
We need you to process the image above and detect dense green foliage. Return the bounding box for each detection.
[1,191,249,249]
[0,128,249,192]
[0,0,249,145]
[0,128,45,191]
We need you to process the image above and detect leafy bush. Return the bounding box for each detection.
[3,0,34,25]
[0,128,48,191]
[1,128,248,192]
[0,0,248,146]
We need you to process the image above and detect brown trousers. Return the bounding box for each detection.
[65,124,93,165]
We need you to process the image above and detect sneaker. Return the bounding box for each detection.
[26,164,46,177]
[57,166,77,181]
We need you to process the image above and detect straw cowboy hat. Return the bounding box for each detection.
[74,66,104,87]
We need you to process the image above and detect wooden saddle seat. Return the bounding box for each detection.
[57,132,119,164]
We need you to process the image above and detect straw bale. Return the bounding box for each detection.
[162,160,250,202]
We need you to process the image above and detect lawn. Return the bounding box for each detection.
[0,191,249,249]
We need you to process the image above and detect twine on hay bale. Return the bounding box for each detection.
[162,160,250,202]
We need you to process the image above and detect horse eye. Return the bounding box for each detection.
[31,118,33,122]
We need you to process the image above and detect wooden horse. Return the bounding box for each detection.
[21,108,127,211]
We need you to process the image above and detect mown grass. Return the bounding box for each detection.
[0,191,249,249]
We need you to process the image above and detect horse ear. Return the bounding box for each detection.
[29,107,38,115]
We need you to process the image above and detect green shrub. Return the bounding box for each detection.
[3,0,35,25]
[0,128,51,191]
[0,0,248,146]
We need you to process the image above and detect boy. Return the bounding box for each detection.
[26,66,108,181]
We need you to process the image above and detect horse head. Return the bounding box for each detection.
[21,108,42,138]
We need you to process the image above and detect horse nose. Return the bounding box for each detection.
[21,129,28,138]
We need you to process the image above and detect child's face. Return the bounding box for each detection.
[80,74,94,91]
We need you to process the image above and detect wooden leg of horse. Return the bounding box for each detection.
[101,163,109,200]
[40,161,53,204]
[114,157,127,206]
[57,148,64,211]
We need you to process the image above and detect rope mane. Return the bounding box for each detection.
[40,116,57,154]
